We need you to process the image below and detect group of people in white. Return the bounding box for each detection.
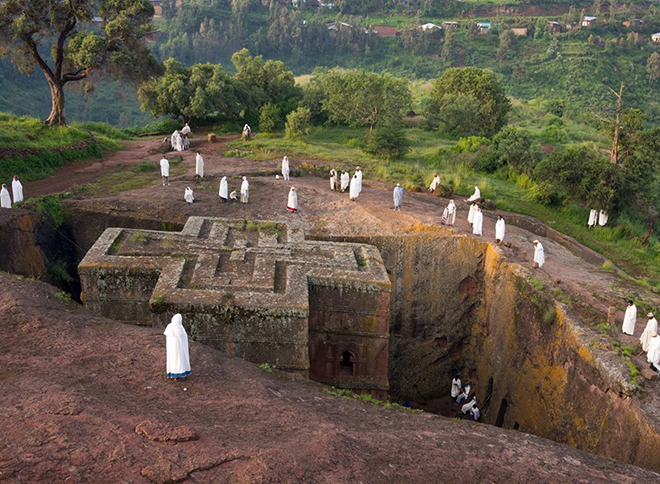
[587,209,608,228]
[169,123,191,152]
[0,176,24,209]
[622,301,660,372]
[451,376,480,421]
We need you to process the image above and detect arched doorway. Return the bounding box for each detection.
[339,351,355,376]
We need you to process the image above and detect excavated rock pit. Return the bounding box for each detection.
[4,191,660,475]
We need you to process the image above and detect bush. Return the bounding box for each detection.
[492,127,541,173]
[540,124,568,144]
[364,123,411,160]
[545,99,566,117]
[285,107,311,141]
[259,103,281,133]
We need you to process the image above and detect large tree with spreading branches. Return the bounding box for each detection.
[0,0,158,126]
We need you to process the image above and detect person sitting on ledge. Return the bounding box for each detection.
[467,185,481,202]
[456,382,471,404]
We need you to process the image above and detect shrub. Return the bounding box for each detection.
[364,122,411,160]
[259,103,280,133]
[285,107,311,141]
[545,99,566,117]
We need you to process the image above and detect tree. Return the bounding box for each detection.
[0,0,156,126]
[498,30,516,65]
[492,127,541,174]
[428,68,511,137]
[285,107,311,141]
[364,122,411,160]
[647,53,660,85]
[138,59,245,123]
[441,30,456,65]
[319,69,411,130]
[259,103,280,133]
[425,94,480,136]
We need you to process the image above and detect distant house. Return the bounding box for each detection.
[547,21,563,33]
[420,23,442,32]
[326,21,352,32]
[373,25,398,37]
[150,0,163,16]
[582,16,597,27]
[652,33,660,44]
[622,19,643,28]
[443,21,460,29]
[476,21,491,34]
[511,27,528,37]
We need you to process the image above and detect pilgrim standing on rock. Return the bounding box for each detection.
[0,184,11,208]
[588,209,598,229]
[355,166,363,194]
[393,183,403,211]
[219,176,228,202]
[472,207,483,236]
[240,176,249,204]
[533,240,545,268]
[282,156,290,181]
[349,173,360,201]
[160,157,170,186]
[468,186,481,202]
[495,215,505,243]
[446,200,457,226]
[184,186,194,204]
[287,187,298,213]
[11,176,23,204]
[164,313,191,380]
[340,171,350,192]
[640,312,658,352]
[451,376,462,400]
[599,210,608,227]
[330,169,338,191]
[648,332,660,372]
[195,152,204,178]
[181,123,191,136]
[468,203,477,225]
[622,300,637,336]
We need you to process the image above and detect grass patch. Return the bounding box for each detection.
[602,261,614,272]
[53,290,72,304]
[530,277,544,291]
[33,196,67,227]
[128,231,150,245]
[321,387,423,413]
[258,363,273,373]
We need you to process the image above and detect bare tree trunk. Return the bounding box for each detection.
[46,81,66,126]
[610,83,624,164]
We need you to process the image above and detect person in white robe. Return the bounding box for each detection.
[184,186,194,203]
[451,376,462,400]
[0,184,11,208]
[229,190,238,202]
[242,124,251,140]
[355,167,363,194]
[393,183,403,210]
[442,206,449,224]
[467,203,477,225]
[181,123,191,136]
[240,176,249,203]
[461,396,477,415]
[282,156,290,181]
[472,207,483,236]
[588,209,597,229]
[533,240,545,268]
[171,130,183,152]
[287,187,298,212]
[183,135,190,150]
[428,173,441,193]
[456,383,471,404]
[340,171,350,192]
[219,176,228,202]
[349,173,360,201]
[640,312,658,352]
[11,176,24,204]
[647,332,660,372]
[195,152,204,178]
[468,186,481,202]
[160,157,170,186]
[622,300,637,336]
[470,406,481,422]
[495,215,505,243]
[164,313,191,379]
[330,169,338,191]
[599,210,608,227]
[447,200,456,226]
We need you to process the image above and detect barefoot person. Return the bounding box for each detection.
[472,207,483,236]
[648,332,660,372]
[640,312,658,352]
[495,215,505,243]
[428,173,441,193]
[467,203,477,225]
[184,186,194,203]
[340,171,350,192]
[282,156,290,181]
[219,176,228,203]
[287,187,298,213]
[349,173,360,202]
[330,169,338,191]
[446,200,456,226]
[468,185,481,202]
[0,184,11,208]
[164,313,191,380]
[11,176,23,203]
[622,300,637,336]
[533,240,545,268]
[393,183,403,211]
[355,166,363,194]
[160,157,170,186]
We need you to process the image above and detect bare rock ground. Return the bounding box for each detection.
[1,273,658,483]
